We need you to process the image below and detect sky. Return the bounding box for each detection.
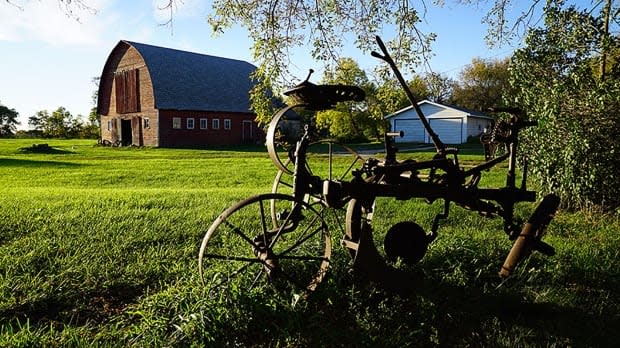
[0,0,537,130]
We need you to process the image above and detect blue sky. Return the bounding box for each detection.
[1,0,532,130]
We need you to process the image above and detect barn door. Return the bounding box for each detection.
[132,116,143,146]
[120,119,132,146]
[242,121,253,144]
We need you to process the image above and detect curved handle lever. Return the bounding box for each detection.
[371,36,390,62]
[371,35,446,154]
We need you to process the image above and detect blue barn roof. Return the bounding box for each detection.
[123,40,257,113]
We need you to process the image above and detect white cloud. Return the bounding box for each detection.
[0,0,115,46]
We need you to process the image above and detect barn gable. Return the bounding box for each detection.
[386,100,493,144]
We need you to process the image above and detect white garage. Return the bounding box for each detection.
[386,100,494,144]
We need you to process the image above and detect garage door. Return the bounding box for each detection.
[429,118,463,144]
[394,119,425,143]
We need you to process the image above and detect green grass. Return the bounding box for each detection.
[0,138,618,346]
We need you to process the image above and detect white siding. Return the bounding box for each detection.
[429,118,463,144]
[394,118,425,142]
[466,117,493,140]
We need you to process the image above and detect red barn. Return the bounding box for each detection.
[97,40,263,147]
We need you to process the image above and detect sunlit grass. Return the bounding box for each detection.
[0,138,618,346]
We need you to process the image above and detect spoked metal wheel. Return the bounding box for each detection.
[272,140,365,236]
[272,140,365,195]
[199,193,332,295]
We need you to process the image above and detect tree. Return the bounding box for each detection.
[424,72,454,104]
[510,3,620,211]
[202,0,615,124]
[0,102,20,137]
[374,72,456,108]
[79,107,100,139]
[85,76,102,139]
[315,58,384,142]
[28,107,85,138]
[372,75,431,115]
[451,57,512,112]
[205,0,437,124]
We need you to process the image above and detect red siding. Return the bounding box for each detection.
[158,110,264,147]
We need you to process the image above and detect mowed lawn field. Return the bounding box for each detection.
[0,138,618,346]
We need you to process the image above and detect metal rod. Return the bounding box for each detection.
[371,36,446,154]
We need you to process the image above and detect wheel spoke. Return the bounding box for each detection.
[222,220,256,246]
[277,223,324,257]
[268,201,301,249]
[207,261,257,289]
[271,140,364,245]
[258,198,270,246]
[280,181,293,189]
[278,254,330,262]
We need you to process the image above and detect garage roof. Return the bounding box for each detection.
[385,100,493,119]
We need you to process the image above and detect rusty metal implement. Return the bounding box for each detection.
[198,36,559,295]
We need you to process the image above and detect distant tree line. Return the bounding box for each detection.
[0,102,100,139]
[27,107,99,139]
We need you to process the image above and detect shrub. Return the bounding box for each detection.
[510,4,620,211]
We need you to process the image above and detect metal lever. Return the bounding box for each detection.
[371,36,446,155]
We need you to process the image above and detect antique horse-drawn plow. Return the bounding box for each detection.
[198,37,559,295]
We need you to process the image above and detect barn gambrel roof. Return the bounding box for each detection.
[102,40,258,113]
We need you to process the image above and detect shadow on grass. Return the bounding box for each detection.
[346,242,620,347]
[303,269,619,347]
[211,257,619,346]
[413,278,619,347]
[17,144,75,155]
[0,158,82,168]
[0,282,144,328]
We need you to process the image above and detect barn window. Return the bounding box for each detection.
[200,118,208,129]
[187,118,195,129]
[212,118,220,130]
[115,69,140,114]
[107,120,112,131]
[224,119,231,130]
[143,117,150,129]
[173,117,181,129]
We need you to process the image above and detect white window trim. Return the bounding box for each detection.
[212,118,220,130]
[187,117,195,129]
[172,117,181,129]
[143,117,150,129]
[200,118,208,129]
[224,118,231,130]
